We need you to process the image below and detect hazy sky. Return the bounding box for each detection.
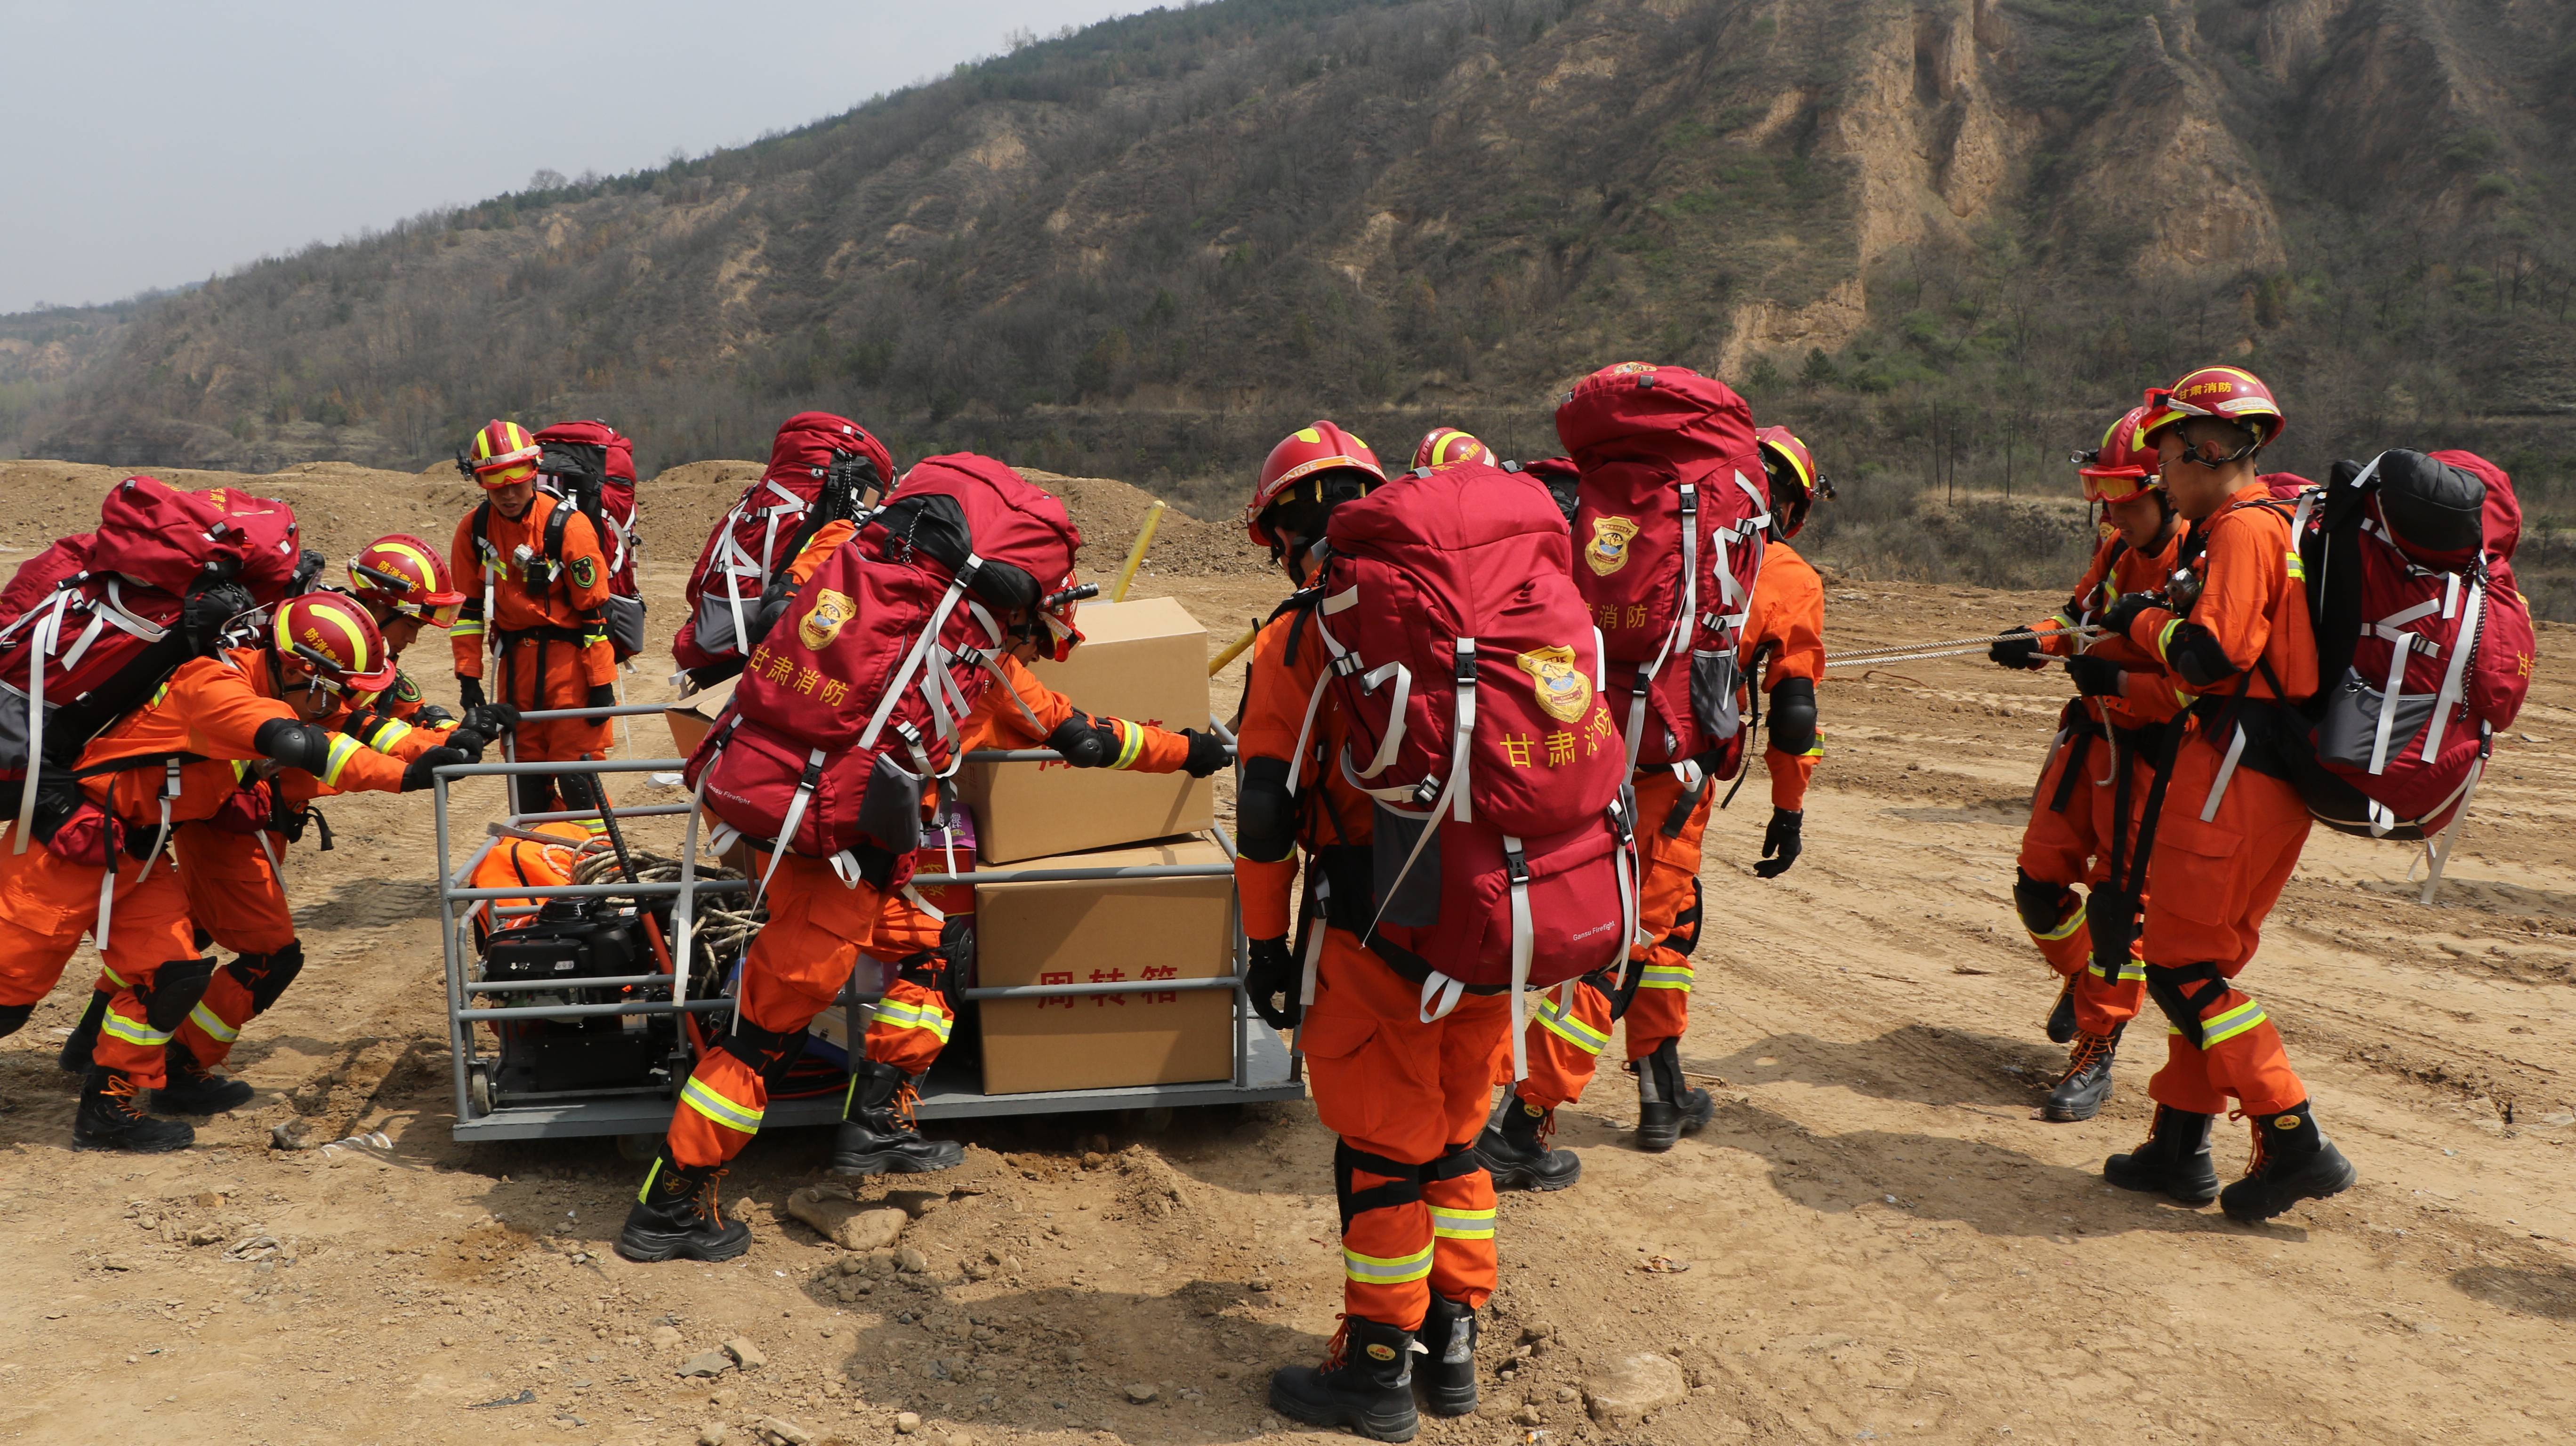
[0,1,1145,315]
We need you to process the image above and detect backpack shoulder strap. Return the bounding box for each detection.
[543,493,572,566]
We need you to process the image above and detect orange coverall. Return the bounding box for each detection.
[2012,525,2187,1036]
[164,688,450,1068]
[450,492,615,766]
[860,651,1197,1076]
[1239,610,1506,1332]
[0,651,404,1086]
[2118,484,2318,1117]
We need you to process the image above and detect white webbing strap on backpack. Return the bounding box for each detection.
[1623,484,1697,771]
[1365,639,1478,941]
[97,758,182,954]
[718,480,812,652]
[752,747,828,913]
[11,590,72,853]
[2418,577,2482,764]
[1297,876,1330,1010]
[2199,723,2249,824]
[1606,792,1639,992]
[858,557,981,752]
[672,745,722,1012]
[1501,835,1533,1081]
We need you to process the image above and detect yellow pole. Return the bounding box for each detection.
[1207,621,1258,677]
[1110,500,1167,602]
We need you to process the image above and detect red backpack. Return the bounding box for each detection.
[1555,363,1772,776]
[2292,449,2535,840]
[1290,458,1639,1076]
[681,455,1078,910]
[0,479,301,837]
[531,420,647,660]
[673,413,893,676]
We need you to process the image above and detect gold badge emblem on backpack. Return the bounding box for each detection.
[798,588,856,651]
[1517,645,1594,723]
[1585,515,1640,577]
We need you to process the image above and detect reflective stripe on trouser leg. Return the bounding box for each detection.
[862,978,954,1076]
[174,968,256,1068]
[2030,903,2091,978]
[666,1047,768,1169]
[1622,949,1691,1060]
[2189,984,2304,1116]
[90,857,199,1089]
[2069,957,2146,1037]
[1423,1146,1498,1309]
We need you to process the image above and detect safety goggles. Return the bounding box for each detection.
[398,598,465,628]
[477,459,540,489]
[351,563,465,627]
[2077,464,2161,504]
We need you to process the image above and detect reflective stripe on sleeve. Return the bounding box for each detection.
[319,734,364,787]
[1110,719,1146,771]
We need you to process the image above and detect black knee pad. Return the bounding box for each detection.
[2012,868,2077,935]
[1333,1140,1424,1229]
[138,956,219,1033]
[714,1018,810,1088]
[0,1002,30,1038]
[230,940,306,1016]
[2145,962,2229,1047]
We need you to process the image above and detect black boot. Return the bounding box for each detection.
[827,1059,963,1175]
[1415,1292,1479,1417]
[57,988,111,1074]
[2042,1026,2120,1123]
[615,1147,751,1262]
[1634,1039,1710,1153]
[1474,1093,1581,1191]
[154,1039,255,1115]
[2045,979,2077,1045]
[72,1068,194,1153]
[1270,1316,1420,1443]
[2220,1101,2356,1224]
[2103,1104,2220,1205]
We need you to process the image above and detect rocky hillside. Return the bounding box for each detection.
[14,0,2576,513]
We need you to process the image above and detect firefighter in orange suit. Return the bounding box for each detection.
[1234,423,1503,1442]
[57,546,509,1091]
[1988,407,2182,1121]
[1477,426,1833,1183]
[451,420,617,820]
[2093,366,2355,1223]
[0,596,458,1150]
[830,629,1227,1176]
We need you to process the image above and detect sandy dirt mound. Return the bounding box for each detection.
[0,463,2570,1445]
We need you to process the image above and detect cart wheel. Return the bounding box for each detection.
[467,1063,493,1117]
[615,1133,661,1163]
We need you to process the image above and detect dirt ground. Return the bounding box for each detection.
[0,459,2571,1446]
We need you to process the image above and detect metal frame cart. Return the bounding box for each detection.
[435,703,1302,1143]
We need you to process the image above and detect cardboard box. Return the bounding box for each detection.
[958,596,1215,864]
[666,704,714,759]
[974,835,1236,1095]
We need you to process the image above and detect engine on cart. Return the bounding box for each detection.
[480,893,684,1100]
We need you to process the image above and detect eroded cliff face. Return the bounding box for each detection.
[18,0,2571,468]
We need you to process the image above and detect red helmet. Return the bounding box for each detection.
[1243,421,1385,548]
[1411,427,1497,471]
[347,534,467,627]
[271,592,397,696]
[2138,366,2286,458]
[465,419,542,489]
[1755,426,1833,539]
[2076,406,2165,503]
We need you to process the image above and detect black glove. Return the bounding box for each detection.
[1753,807,1803,879]
[460,702,519,737]
[2085,886,2142,983]
[2100,590,2161,641]
[444,728,491,762]
[1045,714,1123,768]
[1245,936,1301,1030]
[1179,729,1231,778]
[586,683,618,710]
[412,702,456,730]
[399,746,472,793]
[2065,654,2127,699]
[457,675,485,713]
[1988,631,2045,671]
